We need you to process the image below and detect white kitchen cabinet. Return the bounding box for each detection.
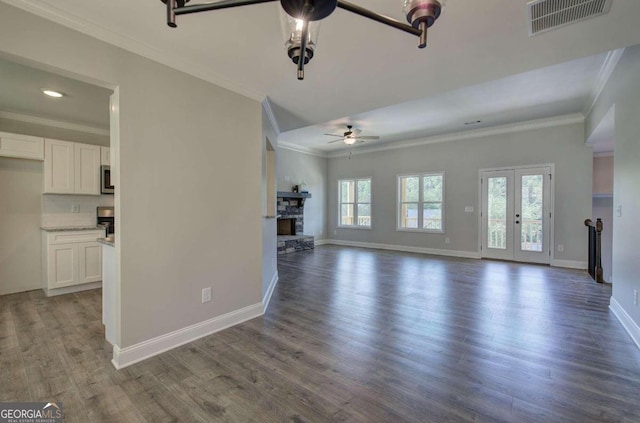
[42,230,103,295]
[47,243,78,288]
[101,146,110,166]
[78,241,102,284]
[0,131,44,160]
[44,139,100,195]
[74,143,101,194]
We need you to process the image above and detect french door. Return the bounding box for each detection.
[481,166,552,264]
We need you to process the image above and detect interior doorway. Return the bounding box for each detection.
[481,165,554,264]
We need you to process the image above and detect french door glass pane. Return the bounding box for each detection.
[423,203,442,230]
[341,204,354,226]
[357,204,371,226]
[487,177,507,249]
[401,203,418,228]
[521,174,543,252]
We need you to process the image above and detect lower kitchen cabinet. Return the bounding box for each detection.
[42,230,103,296]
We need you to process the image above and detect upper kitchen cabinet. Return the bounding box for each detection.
[0,131,44,160]
[100,146,110,166]
[44,139,101,195]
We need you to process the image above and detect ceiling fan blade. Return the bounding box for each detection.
[355,136,380,140]
[351,128,362,136]
[324,133,344,137]
[327,139,344,144]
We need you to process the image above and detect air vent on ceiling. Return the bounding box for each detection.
[527,0,612,36]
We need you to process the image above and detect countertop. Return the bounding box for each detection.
[41,225,103,232]
[97,236,115,247]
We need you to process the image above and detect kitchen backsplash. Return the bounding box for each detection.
[42,194,114,227]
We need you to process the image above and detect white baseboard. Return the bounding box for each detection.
[551,259,587,270]
[323,239,481,259]
[43,281,102,297]
[314,239,330,246]
[610,296,640,351]
[263,271,279,313]
[111,302,262,369]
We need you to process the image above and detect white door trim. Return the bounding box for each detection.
[478,163,555,264]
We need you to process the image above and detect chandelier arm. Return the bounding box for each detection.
[297,19,309,80]
[173,0,279,16]
[166,0,177,27]
[336,1,422,37]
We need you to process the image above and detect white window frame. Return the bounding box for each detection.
[397,172,445,233]
[338,178,372,229]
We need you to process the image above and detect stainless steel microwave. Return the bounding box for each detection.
[101,165,114,194]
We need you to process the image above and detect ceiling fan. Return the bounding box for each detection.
[325,125,380,145]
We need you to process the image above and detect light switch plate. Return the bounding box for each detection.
[465,206,474,213]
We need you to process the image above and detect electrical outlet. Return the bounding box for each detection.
[634,290,638,306]
[71,204,80,213]
[616,205,622,217]
[557,244,564,252]
[202,287,212,303]
[445,237,450,244]
[465,206,474,213]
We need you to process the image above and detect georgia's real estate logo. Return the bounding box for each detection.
[0,402,63,423]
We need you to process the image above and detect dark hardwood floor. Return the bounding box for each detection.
[2,245,640,422]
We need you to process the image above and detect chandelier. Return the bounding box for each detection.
[161,0,446,80]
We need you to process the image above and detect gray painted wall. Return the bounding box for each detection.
[327,122,592,263]
[277,147,328,240]
[0,156,42,295]
[0,3,265,348]
[587,45,640,332]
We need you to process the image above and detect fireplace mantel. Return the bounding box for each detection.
[277,191,311,199]
[277,191,311,206]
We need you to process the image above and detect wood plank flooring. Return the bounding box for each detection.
[2,245,640,422]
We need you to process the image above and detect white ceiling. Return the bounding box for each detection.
[3,0,640,153]
[0,56,111,129]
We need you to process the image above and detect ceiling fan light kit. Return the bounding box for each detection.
[325,125,381,145]
[161,0,446,80]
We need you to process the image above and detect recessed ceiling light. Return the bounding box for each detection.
[42,89,64,98]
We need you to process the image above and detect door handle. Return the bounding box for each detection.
[516,213,520,217]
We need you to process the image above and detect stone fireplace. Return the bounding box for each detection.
[277,192,314,254]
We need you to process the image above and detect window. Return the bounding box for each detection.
[398,173,444,232]
[339,178,371,227]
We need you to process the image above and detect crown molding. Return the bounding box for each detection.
[583,48,625,117]
[278,141,327,158]
[5,0,266,103]
[0,110,109,136]
[262,97,281,136]
[327,113,585,158]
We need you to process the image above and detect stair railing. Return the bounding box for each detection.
[584,218,604,283]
